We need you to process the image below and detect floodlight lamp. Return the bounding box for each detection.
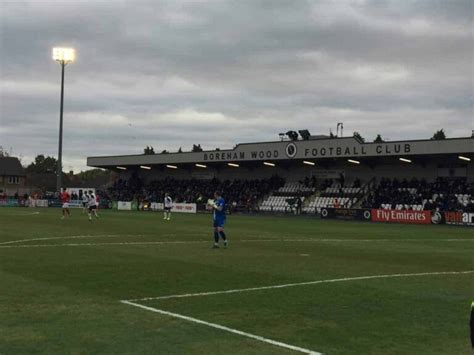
[52,47,75,63]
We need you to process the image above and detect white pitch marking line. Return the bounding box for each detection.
[121,271,473,354]
[120,300,321,355]
[0,234,117,245]
[1,238,473,249]
[0,211,40,216]
[252,238,474,243]
[0,240,207,249]
[0,234,176,246]
[127,270,474,302]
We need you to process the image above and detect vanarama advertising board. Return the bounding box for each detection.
[444,211,474,226]
[371,209,431,224]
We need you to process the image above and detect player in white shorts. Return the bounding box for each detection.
[87,190,99,221]
[82,192,89,214]
[164,193,173,220]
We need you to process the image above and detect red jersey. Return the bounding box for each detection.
[60,192,71,203]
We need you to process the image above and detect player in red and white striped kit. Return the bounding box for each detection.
[60,189,71,219]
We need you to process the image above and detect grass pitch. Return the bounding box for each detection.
[1,208,473,354]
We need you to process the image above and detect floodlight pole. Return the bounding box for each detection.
[56,61,66,193]
[52,47,74,193]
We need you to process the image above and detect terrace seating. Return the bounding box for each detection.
[302,180,363,213]
[321,187,361,196]
[260,195,305,212]
[303,196,356,214]
[259,182,311,212]
[276,182,315,194]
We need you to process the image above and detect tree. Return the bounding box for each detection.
[143,146,155,155]
[431,129,446,140]
[0,146,9,157]
[69,168,113,188]
[161,149,169,154]
[177,147,183,153]
[26,155,58,173]
[25,155,62,191]
[374,134,384,143]
[192,144,203,152]
[353,132,365,142]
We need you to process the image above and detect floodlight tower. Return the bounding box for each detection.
[52,47,75,193]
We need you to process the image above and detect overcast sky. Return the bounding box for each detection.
[1,0,472,172]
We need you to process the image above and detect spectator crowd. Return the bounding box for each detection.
[108,174,285,211]
[4,173,472,213]
[361,177,474,212]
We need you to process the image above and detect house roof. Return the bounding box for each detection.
[0,157,25,176]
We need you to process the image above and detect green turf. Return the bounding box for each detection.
[0,208,473,354]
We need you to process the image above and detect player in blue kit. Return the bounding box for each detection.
[208,191,228,248]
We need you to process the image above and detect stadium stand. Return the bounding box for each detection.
[107,174,474,214]
[108,175,285,211]
[259,182,312,212]
[361,177,474,212]
[86,134,473,216]
[303,180,365,214]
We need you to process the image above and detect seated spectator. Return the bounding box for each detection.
[107,175,285,211]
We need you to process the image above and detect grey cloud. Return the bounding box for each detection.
[0,0,472,171]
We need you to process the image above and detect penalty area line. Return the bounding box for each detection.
[122,272,473,354]
[127,270,474,302]
[120,300,321,355]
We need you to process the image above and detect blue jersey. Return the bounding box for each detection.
[213,197,226,221]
